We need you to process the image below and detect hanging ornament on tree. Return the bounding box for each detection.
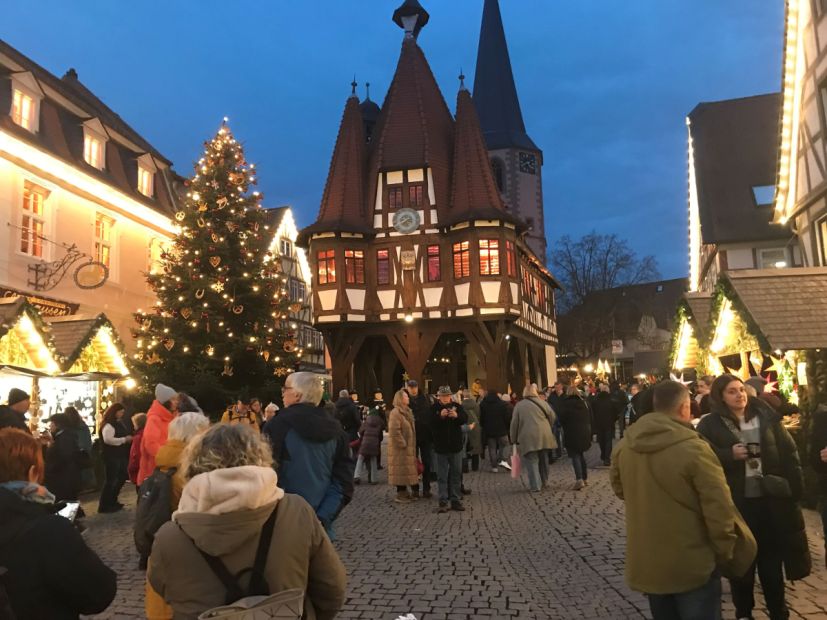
[211,281,225,293]
[262,350,270,362]
[209,256,221,268]
[197,217,207,228]
[226,222,238,233]
[197,203,208,212]
[175,211,186,222]
[283,339,297,353]
[195,289,206,299]
[163,339,175,351]
[216,197,229,209]
[229,172,244,185]
[222,362,234,377]
[180,308,193,319]
[211,232,220,243]
[274,366,291,377]
[232,305,244,315]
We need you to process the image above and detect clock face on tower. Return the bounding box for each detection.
[519,152,537,175]
[392,207,421,234]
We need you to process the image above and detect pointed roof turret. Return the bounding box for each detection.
[305,92,369,235]
[472,0,539,152]
[367,36,454,219]
[448,87,515,225]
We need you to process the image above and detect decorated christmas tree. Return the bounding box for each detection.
[132,121,299,407]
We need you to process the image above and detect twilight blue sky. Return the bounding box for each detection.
[4,1,784,278]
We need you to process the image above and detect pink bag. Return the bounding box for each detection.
[510,450,521,479]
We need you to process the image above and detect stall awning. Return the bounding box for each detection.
[721,268,827,351]
[670,292,713,370]
[0,298,129,379]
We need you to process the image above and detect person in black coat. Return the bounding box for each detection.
[406,380,434,498]
[591,384,621,465]
[43,413,82,502]
[431,386,468,512]
[0,388,31,432]
[479,390,511,471]
[558,387,592,489]
[697,374,810,620]
[97,404,133,513]
[0,428,116,619]
[334,390,362,443]
[808,403,827,564]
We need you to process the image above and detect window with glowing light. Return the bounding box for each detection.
[377,249,390,285]
[505,240,517,277]
[409,184,424,207]
[345,249,365,284]
[138,165,154,197]
[11,89,35,130]
[758,248,787,269]
[819,218,827,266]
[280,238,292,257]
[95,214,114,268]
[427,245,441,282]
[452,241,470,279]
[316,249,336,284]
[479,239,500,276]
[148,238,164,275]
[20,181,47,257]
[84,134,104,169]
[289,278,306,302]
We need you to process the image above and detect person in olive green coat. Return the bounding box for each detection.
[611,381,756,620]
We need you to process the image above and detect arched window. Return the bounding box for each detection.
[491,158,505,193]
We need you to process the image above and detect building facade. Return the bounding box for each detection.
[0,41,180,347]
[264,206,326,373]
[302,1,558,397]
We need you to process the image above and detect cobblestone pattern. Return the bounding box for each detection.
[81,445,827,619]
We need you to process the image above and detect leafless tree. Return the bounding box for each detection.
[550,231,660,314]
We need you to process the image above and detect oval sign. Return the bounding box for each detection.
[74,261,109,290]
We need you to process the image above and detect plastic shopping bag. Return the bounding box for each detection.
[510,449,521,479]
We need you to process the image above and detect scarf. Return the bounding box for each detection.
[0,481,56,505]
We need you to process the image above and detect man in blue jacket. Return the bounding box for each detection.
[264,372,354,539]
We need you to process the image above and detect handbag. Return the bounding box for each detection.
[510,449,521,479]
[415,459,424,476]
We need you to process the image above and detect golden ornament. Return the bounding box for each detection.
[146,352,162,365]
[274,366,291,377]
[226,222,238,233]
[197,217,206,228]
[180,308,192,319]
[289,303,302,313]
[216,197,229,209]
[222,363,234,377]
[195,288,206,299]
[197,203,208,212]
[163,339,175,351]
[211,232,219,243]
[229,172,244,185]
[262,350,270,362]
[232,305,244,315]
[209,256,221,268]
[175,211,186,221]
[283,339,297,353]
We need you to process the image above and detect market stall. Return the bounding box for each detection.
[0,297,131,433]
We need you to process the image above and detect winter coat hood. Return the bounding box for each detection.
[624,411,697,454]
[154,439,185,470]
[174,465,284,557]
[278,403,343,442]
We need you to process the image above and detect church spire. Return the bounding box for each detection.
[472,0,539,152]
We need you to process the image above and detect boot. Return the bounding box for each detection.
[394,491,411,504]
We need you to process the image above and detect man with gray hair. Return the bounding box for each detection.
[611,380,756,620]
[263,372,355,539]
[335,388,362,444]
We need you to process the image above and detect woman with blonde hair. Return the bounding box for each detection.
[148,423,346,619]
[387,388,419,503]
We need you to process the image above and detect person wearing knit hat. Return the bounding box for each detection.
[136,384,180,486]
[0,388,31,432]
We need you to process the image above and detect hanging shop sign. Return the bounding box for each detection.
[0,286,79,317]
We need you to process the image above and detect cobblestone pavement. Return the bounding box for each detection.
[82,445,827,620]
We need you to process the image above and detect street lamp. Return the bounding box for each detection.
[404,313,414,323]
[583,363,594,374]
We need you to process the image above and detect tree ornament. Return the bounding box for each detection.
[226,222,238,233]
[175,211,186,222]
[283,339,297,353]
[206,345,215,356]
[211,232,219,243]
[163,339,175,351]
[197,203,208,212]
[229,172,244,185]
[211,281,225,293]
[289,303,302,313]
[197,217,206,228]
[195,288,206,299]
[222,362,234,376]
[274,366,291,377]
[232,305,244,315]
[180,308,193,319]
[216,197,229,209]
[262,350,270,362]
[209,256,222,268]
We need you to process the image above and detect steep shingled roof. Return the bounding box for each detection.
[688,93,788,245]
[472,0,539,153]
[447,88,514,225]
[367,37,455,220]
[305,95,370,235]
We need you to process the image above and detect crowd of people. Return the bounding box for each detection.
[0,368,826,619]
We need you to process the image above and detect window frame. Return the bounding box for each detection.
[388,186,404,210]
[427,245,441,282]
[20,181,48,258]
[479,239,501,276]
[376,249,391,285]
[316,249,336,285]
[505,240,517,277]
[84,132,105,169]
[94,213,115,270]
[11,88,36,131]
[452,241,470,279]
[137,165,154,197]
[279,238,292,257]
[757,247,787,269]
[818,217,827,266]
[344,249,365,285]
[408,183,424,208]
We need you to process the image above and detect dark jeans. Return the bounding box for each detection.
[487,435,509,468]
[730,498,788,620]
[417,441,434,492]
[647,571,721,620]
[98,456,127,510]
[597,427,614,463]
[570,452,588,481]
[436,451,462,503]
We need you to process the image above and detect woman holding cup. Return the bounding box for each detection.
[697,374,810,620]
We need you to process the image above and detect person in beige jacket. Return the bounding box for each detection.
[610,380,756,620]
[387,389,418,503]
[148,423,346,620]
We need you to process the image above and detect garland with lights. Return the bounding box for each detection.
[132,121,298,399]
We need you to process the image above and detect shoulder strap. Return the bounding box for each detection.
[248,503,279,596]
[195,547,244,604]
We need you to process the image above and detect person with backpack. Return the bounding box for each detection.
[0,428,116,619]
[148,423,347,620]
[143,411,209,618]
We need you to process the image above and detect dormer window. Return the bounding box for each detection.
[280,238,292,257]
[11,89,35,130]
[84,134,104,169]
[138,165,154,197]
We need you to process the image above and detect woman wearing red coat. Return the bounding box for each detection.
[136,384,179,486]
[127,413,147,491]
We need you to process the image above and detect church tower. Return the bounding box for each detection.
[473,0,546,261]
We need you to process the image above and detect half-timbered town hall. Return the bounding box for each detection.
[302,0,559,397]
